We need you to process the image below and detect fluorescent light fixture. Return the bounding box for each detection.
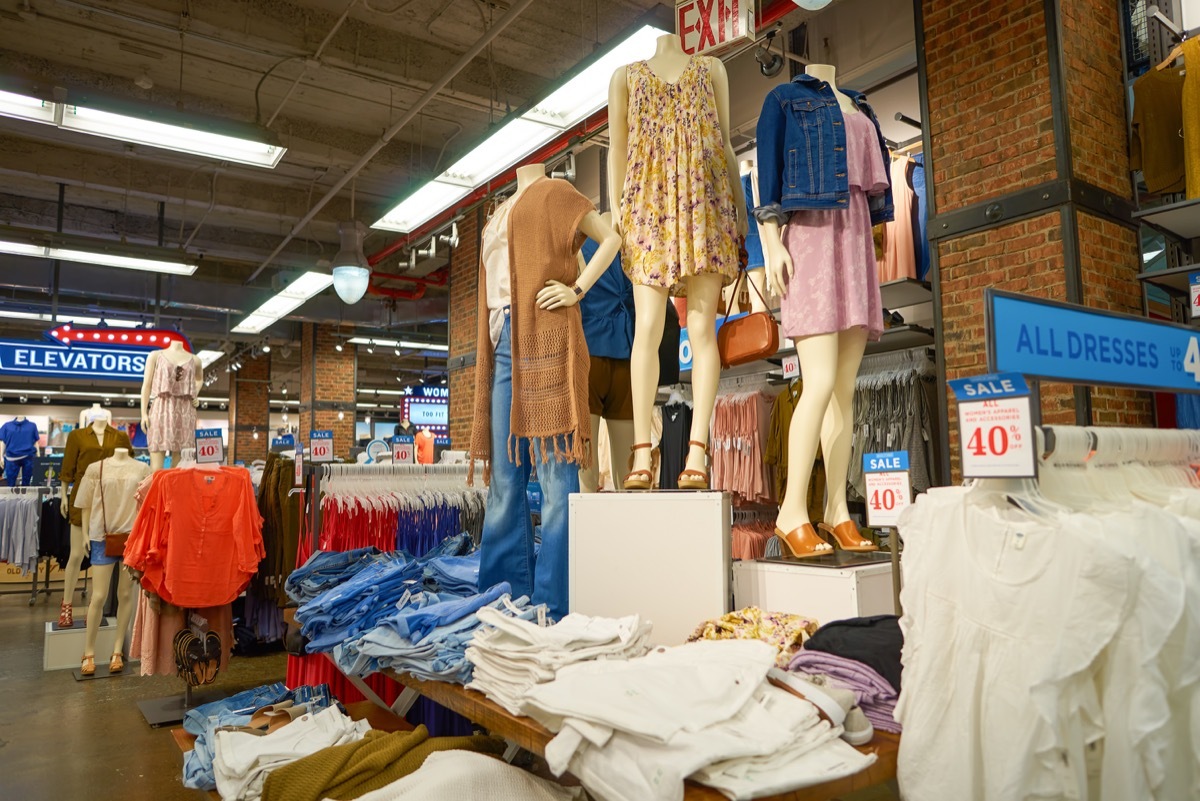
[232,271,334,334]
[346,336,448,352]
[0,89,284,167]
[524,25,665,129]
[1143,248,1165,263]
[196,350,224,367]
[373,23,667,234]
[0,236,197,275]
[0,310,141,328]
[0,89,57,124]
[357,388,409,396]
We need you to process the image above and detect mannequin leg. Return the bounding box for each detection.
[83,561,115,658]
[111,567,136,659]
[683,273,725,475]
[774,332,841,534]
[150,451,166,471]
[604,419,635,490]
[579,415,603,493]
[61,523,88,604]
[819,328,869,525]
[747,268,770,314]
[628,285,669,476]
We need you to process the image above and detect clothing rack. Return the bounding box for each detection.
[0,486,56,605]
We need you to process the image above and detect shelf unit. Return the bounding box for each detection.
[1133,196,1200,242]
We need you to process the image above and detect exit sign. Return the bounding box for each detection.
[676,0,755,57]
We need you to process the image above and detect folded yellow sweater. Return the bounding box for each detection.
[261,724,506,801]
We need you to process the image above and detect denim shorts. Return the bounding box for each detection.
[89,539,121,566]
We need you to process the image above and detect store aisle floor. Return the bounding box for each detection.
[0,594,286,801]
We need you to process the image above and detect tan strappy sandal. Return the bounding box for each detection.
[677,440,710,490]
[80,654,96,676]
[622,443,654,490]
[818,521,879,552]
[774,524,834,559]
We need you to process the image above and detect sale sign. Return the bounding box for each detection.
[309,430,334,463]
[194,428,223,465]
[294,443,304,486]
[391,435,415,465]
[948,372,1035,479]
[676,0,755,57]
[863,451,912,528]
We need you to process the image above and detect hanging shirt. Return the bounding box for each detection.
[416,430,435,465]
[483,196,517,348]
[0,418,39,460]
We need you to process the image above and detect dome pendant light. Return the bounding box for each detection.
[331,221,371,304]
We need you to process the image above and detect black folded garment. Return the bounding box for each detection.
[804,614,903,692]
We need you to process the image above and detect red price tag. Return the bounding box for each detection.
[863,451,912,528]
[294,445,304,486]
[781,353,799,380]
[958,396,1035,478]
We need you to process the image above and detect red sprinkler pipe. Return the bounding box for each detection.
[370,267,449,287]
[367,283,426,300]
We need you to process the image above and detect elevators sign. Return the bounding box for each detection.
[676,0,755,57]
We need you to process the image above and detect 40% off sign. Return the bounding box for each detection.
[194,428,224,464]
[948,373,1035,479]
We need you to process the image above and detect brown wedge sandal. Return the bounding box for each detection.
[622,443,654,490]
[818,521,878,552]
[677,440,710,490]
[774,524,834,559]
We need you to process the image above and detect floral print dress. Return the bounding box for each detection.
[619,56,738,297]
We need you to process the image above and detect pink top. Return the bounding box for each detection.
[149,352,198,399]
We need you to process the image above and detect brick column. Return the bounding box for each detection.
[228,353,269,463]
[919,0,1153,480]
[448,207,483,448]
[300,323,357,460]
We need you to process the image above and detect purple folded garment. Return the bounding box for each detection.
[865,706,902,734]
[788,650,897,703]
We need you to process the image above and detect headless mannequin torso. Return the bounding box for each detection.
[140,341,202,471]
[759,65,875,555]
[608,34,748,487]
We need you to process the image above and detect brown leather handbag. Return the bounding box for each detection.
[100,460,128,558]
[716,268,779,369]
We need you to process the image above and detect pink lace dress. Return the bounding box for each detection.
[147,353,198,453]
[780,109,888,341]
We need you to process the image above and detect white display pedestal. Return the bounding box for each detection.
[733,554,899,627]
[43,617,132,671]
[569,491,731,646]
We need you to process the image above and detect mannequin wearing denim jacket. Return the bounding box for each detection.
[757,65,886,559]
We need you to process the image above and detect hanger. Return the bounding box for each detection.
[1156,42,1185,71]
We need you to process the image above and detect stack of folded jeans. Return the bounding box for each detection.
[285,547,386,605]
[421,549,480,595]
[465,610,653,715]
[182,682,335,791]
[787,649,901,733]
[416,532,473,563]
[296,553,426,652]
[214,705,370,801]
[333,583,540,683]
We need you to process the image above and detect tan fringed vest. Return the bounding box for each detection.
[469,178,596,485]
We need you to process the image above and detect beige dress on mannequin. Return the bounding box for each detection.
[140,342,202,471]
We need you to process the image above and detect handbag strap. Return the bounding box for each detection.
[99,458,108,534]
[720,266,772,326]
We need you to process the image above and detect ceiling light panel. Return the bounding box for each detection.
[48,247,197,275]
[231,271,334,334]
[195,349,225,367]
[373,182,471,234]
[441,118,559,188]
[0,90,57,124]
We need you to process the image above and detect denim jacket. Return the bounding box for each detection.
[754,74,894,226]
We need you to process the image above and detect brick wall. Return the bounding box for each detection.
[300,323,357,459]
[448,207,482,448]
[1060,0,1133,197]
[229,353,269,463]
[923,0,1057,211]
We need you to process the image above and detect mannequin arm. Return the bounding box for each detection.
[606,66,630,228]
[761,220,793,299]
[140,351,156,430]
[536,211,621,311]
[708,57,748,238]
[192,355,202,408]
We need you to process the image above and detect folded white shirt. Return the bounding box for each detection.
[472,608,648,653]
[343,750,585,801]
[214,706,370,801]
[521,640,778,744]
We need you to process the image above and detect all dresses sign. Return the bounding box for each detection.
[0,324,192,381]
[676,0,755,56]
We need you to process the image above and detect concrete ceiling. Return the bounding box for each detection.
[0,0,667,391]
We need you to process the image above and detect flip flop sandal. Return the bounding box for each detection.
[185,635,208,687]
[172,630,197,682]
[202,631,222,684]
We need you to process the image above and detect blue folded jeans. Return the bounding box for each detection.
[480,317,578,620]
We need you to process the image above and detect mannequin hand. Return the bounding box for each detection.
[192,398,200,408]
[536,280,580,311]
[765,251,793,299]
[60,496,69,517]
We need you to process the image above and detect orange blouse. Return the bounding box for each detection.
[126,466,264,607]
